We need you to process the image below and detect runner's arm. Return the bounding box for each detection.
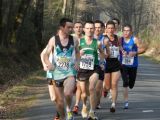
[43,37,55,70]
[134,37,147,55]
[40,47,48,71]
[74,37,80,70]
[98,41,105,60]
[103,38,110,58]
[118,37,127,56]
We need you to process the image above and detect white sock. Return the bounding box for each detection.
[66,107,71,112]
[89,109,94,113]
[111,102,115,108]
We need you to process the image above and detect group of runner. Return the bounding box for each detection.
[40,17,146,120]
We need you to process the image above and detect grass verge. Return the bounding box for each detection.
[0,70,46,119]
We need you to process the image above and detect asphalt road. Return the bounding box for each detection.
[20,56,160,120]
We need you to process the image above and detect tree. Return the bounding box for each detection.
[0,0,2,45]
[99,0,147,33]
[34,0,44,51]
[62,0,67,15]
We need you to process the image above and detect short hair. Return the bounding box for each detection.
[112,18,120,25]
[59,18,72,27]
[74,21,83,26]
[94,20,105,28]
[106,20,115,28]
[123,24,132,31]
[84,20,94,27]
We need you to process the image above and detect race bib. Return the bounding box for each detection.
[80,54,95,70]
[110,46,119,58]
[122,56,134,65]
[57,56,70,70]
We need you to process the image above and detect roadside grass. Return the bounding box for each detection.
[142,40,160,64]
[142,55,160,64]
[139,30,160,63]
[0,70,46,119]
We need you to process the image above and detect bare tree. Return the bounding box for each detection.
[62,0,67,15]
[98,0,147,33]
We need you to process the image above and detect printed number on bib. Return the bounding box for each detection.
[57,57,70,70]
[110,46,119,58]
[80,54,95,70]
[122,56,134,65]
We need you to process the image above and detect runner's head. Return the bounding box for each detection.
[73,22,83,36]
[59,18,73,35]
[94,20,105,36]
[105,20,115,35]
[83,21,95,37]
[123,24,132,38]
[112,18,120,30]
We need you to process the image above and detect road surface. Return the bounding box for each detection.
[20,56,160,120]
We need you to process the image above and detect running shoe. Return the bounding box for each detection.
[54,112,60,120]
[66,111,74,120]
[87,111,99,120]
[81,106,88,118]
[124,101,129,109]
[96,104,101,109]
[102,91,108,98]
[72,106,79,114]
[110,103,116,113]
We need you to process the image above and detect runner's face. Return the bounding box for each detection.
[113,20,119,30]
[74,23,83,35]
[62,22,73,35]
[123,27,132,38]
[84,23,94,37]
[106,24,115,35]
[94,23,102,36]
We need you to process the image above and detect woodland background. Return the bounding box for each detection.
[0,0,160,89]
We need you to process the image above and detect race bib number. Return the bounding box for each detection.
[110,46,119,58]
[57,57,70,70]
[122,56,134,65]
[80,54,95,70]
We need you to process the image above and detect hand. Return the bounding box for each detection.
[128,51,137,57]
[80,50,84,56]
[122,50,127,56]
[46,63,55,71]
[43,65,48,71]
[100,64,105,70]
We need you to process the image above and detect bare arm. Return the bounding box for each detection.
[98,41,105,60]
[74,38,80,61]
[118,37,127,56]
[73,37,80,70]
[134,37,146,54]
[118,37,123,51]
[103,38,110,58]
[40,47,48,71]
[43,37,55,70]
[128,37,147,57]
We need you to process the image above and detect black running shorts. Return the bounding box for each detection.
[105,58,121,73]
[77,65,101,81]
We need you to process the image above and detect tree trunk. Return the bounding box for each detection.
[14,0,31,38]
[136,0,144,34]
[1,0,13,47]
[34,0,44,51]
[62,0,67,15]
[0,0,2,46]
